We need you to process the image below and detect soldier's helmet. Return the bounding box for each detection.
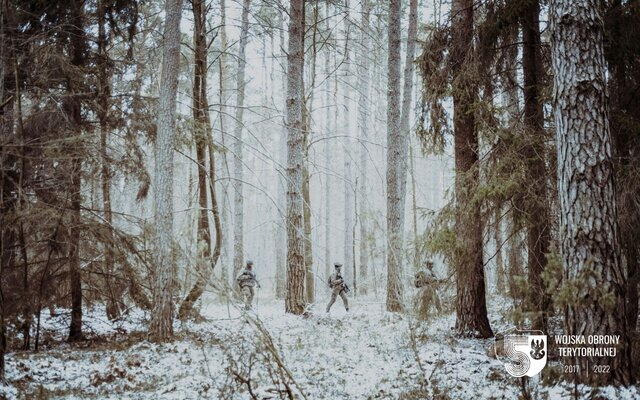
[334,262,342,269]
[246,260,254,268]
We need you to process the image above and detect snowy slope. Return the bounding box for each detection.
[1,297,638,399]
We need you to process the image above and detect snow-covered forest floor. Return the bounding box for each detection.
[2,295,639,399]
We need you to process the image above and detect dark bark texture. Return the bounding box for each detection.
[178,0,222,319]
[150,0,183,342]
[285,0,306,315]
[521,0,551,331]
[452,0,492,338]
[550,0,633,385]
[67,0,87,342]
[385,0,404,313]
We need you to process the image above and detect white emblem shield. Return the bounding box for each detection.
[495,330,547,378]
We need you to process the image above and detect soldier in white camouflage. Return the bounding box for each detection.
[236,260,260,310]
[326,262,349,313]
[414,261,441,314]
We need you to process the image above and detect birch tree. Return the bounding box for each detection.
[550,0,633,385]
[285,0,306,315]
[150,0,183,342]
[386,0,404,312]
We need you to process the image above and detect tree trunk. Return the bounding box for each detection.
[125,47,153,311]
[275,14,287,300]
[385,0,404,312]
[150,0,182,342]
[550,0,633,385]
[217,0,230,291]
[325,30,339,283]
[507,213,525,302]
[0,7,15,372]
[521,0,551,332]
[371,8,384,301]
[10,41,32,349]
[502,24,520,130]
[0,242,5,378]
[625,245,638,331]
[302,173,314,302]
[67,0,86,342]
[323,3,332,286]
[285,0,306,315]
[503,25,522,300]
[352,189,357,294]
[603,0,640,350]
[494,206,505,293]
[206,96,223,293]
[343,16,354,290]
[232,0,251,285]
[400,0,418,275]
[178,0,220,319]
[275,116,287,299]
[357,0,371,296]
[302,4,318,304]
[409,139,418,271]
[97,0,123,322]
[68,144,82,341]
[18,222,30,349]
[302,145,313,303]
[0,265,4,379]
[451,0,492,338]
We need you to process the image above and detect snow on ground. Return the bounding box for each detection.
[1,295,639,399]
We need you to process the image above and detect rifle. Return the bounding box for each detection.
[335,274,349,293]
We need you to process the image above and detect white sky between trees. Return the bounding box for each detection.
[110,0,456,296]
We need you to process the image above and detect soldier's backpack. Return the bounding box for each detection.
[237,271,253,287]
[414,270,435,288]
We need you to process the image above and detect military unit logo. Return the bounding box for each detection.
[495,329,547,377]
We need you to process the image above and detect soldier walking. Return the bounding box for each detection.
[414,261,442,314]
[236,260,260,310]
[326,262,349,313]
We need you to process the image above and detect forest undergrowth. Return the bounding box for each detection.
[1,293,638,400]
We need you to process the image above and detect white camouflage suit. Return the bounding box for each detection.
[326,268,349,312]
[236,266,259,309]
